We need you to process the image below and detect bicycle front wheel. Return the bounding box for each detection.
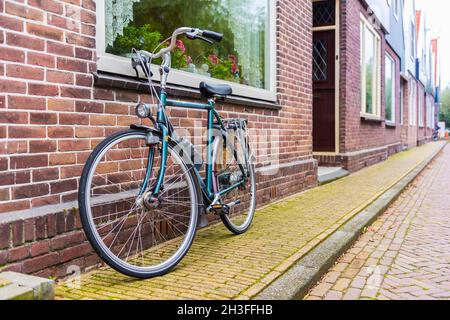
[79,129,201,278]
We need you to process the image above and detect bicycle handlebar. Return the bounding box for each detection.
[139,27,223,60]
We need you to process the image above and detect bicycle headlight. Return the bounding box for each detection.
[135,103,151,119]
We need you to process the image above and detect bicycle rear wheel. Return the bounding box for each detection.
[79,129,201,278]
[213,132,256,235]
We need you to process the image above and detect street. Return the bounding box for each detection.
[306,145,450,300]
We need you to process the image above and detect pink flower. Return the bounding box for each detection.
[175,40,186,54]
[208,54,219,65]
[231,63,238,74]
[186,55,193,64]
[228,55,237,63]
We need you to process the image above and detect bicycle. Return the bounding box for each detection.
[78,28,257,278]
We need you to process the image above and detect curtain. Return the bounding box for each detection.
[105,0,141,47]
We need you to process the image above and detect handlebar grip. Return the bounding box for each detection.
[202,30,223,42]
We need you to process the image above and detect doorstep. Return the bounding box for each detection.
[55,142,446,300]
[318,167,349,185]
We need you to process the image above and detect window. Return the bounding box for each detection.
[385,54,396,123]
[360,16,381,117]
[393,0,400,20]
[410,21,415,61]
[418,88,424,127]
[96,0,276,101]
[409,81,417,126]
[400,81,404,125]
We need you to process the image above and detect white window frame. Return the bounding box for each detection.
[95,0,277,102]
[409,80,417,126]
[360,14,381,118]
[393,0,400,21]
[385,53,396,124]
[400,81,404,125]
[418,87,424,127]
[410,21,415,62]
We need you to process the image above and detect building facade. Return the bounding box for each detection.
[0,0,316,278]
[314,0,403,172]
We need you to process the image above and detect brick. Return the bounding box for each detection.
[0,141,28,155]
[23,252,59,274]
[28,0,63,15]
[59,243,91,263]
[90,115,116,126]
[6,32,45,51]
[48,126,74,138]
[8,126,46,139]
[11,220,24,247]
[75,47,93,60]
[95,90,116,102]
[75,101,103,113]
[50,179,77,194]
[60,87,90,99]
[5,1,44,21]
[0,111,28,124]
[0,188,9,201]
[8,245,30,263]
[0,157,7,171]
[24,219,35,243]
[30,240,51,257]
[47,41,74,57]
[66,32,95,48]
[0,15,23,31]
[27,22,64,41]
[10,155,48,169]
[30,113,58,125]
[28,83,59,97]
[59,113,89,125]
[0,200,30,214]
[75,127,103,138]
[75,73,93,87]
[29,141,57,153]
[82,0,95,11]
[48,99,74,112]
[0,79,26,94]
[13,183,50,200]
[60,165,83,179]
[0,47,25,63]
[32,195,60,208]
[57,57,87,73]
[48,13,80,32]
[49,153,76,166]
[8,96,46,110]
[33,168,59,183]
[58,140,90,152]
[0,223,10,250]
[0,96,5,109]
[46,70,74,84]
[27,52,55,68]
[6,64,44,81]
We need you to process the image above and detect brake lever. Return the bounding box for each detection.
[196,36,214,45]
[186,32,214,45]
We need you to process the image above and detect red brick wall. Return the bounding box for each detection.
[0,0,317,277]
[338,0,402,156]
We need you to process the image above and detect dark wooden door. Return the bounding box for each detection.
[313,30,336,153]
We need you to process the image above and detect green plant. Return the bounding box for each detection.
[204,54,242,83]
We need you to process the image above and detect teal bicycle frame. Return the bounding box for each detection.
[147,90,245,203]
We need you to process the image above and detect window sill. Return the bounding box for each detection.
[93,72,282,111]
[361,114,383,123]
[386,121,397,128]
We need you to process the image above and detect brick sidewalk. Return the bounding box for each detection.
[306,143,450,300]
[56,142,444,300]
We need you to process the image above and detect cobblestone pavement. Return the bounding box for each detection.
[56,143,444,300]
[306,144,450,300]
